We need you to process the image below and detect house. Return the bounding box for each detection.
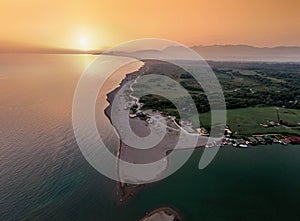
[180,120,192,127]
[285,136,300,144]
[254,136,266,144]
[129,113,137,118]
[260,123,269,128]
[247,137,258,145]
[196,127,209,136]
[224,128,232,136]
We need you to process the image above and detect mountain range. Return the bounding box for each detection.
[1,41,300,62]
[189,45,300,62]
[105,44,300,62]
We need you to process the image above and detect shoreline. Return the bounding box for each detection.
[104,63,147,202]
[104,61,212,202]
[103,61,220,202]
[103,60,300,203]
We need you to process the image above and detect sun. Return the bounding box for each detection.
[79,37,88,49]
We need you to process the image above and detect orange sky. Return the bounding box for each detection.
[0,0,299,50]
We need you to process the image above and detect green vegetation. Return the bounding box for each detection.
[214,67,300,109]
[198,107,300,136]
[137,60,300,112]
[134,60,300,135]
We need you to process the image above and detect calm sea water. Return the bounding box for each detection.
[1,54,300,221]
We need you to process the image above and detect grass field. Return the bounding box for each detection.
[137,61,300,137]
[198,106,300,136]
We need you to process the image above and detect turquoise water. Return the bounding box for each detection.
[127,145,300,221]
[1,54,300,220]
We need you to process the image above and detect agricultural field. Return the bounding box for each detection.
[198,106,300,136]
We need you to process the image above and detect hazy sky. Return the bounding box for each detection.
[0,0,299,50]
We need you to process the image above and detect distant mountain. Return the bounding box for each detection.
[105,45,300,62]
[104,49,167,59]
[1,41,299,62]
[188,45,300,62]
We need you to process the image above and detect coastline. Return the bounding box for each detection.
[102,59,300,221]
[103,61,214,202]
[104,63,147,202]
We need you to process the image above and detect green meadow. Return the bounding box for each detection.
[199,106,300,136]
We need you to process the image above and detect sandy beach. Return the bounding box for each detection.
[104,60,218,201]
[139,207,182,221]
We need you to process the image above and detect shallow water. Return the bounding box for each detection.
[1,54,300,221]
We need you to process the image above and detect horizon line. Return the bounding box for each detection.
[1,41,300,54]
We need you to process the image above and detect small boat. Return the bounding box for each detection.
[238,144,248,148]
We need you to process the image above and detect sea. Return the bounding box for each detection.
[1,54,300,221]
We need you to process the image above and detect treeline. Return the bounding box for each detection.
[138,60,300,114]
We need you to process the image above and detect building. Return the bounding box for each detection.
[196,127,209,136]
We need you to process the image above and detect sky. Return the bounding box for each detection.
[0,0,299,51]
